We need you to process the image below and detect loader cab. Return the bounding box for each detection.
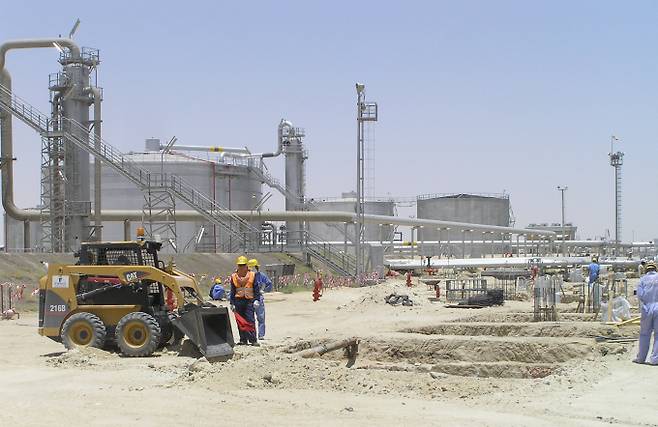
[76,240,164,269]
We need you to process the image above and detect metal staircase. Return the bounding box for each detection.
[250,162,358,274]
[303,230,356,276]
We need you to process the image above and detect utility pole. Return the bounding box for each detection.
[355,83,377,277]
[609,135,624,256]
[557,186,568,256]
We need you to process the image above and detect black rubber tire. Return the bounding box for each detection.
[61,312,107,350]
[157,312,175,348]
[116,312,161,357]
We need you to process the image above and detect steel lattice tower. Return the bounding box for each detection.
[609,136,624,254]
[355,83,377,276]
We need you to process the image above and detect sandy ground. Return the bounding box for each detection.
[1,278,656,426]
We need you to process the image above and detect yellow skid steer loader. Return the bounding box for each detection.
[38,239,234,360]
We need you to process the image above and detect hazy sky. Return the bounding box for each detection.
[2,0,658,241]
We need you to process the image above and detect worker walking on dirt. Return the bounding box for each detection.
[248,258,272,340]
[634,261,658,364]
[229,256,261,346]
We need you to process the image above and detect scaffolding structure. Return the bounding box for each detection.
[142,173,178,252]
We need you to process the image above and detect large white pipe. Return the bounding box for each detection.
[57,209,553,236]
[163,119,293,160]
[166,144,250,155]
[385,256,642,270]
[316,240,655,248]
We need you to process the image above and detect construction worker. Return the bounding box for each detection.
[248,258,272,340]
[229,256,261,346]
[588,255,600,285]
[639,259,647,277]
[209,277,225,301]
[634,260,658,364]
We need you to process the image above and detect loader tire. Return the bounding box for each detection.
[158,313,178,348]
[61,312,107,350]
[116,312,161,357]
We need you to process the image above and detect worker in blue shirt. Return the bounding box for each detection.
[248,258,272,340]
[209,277,225,301]
[634,261,658,364]
[588,255,600,285]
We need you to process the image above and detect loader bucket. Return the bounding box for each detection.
[172,305,234,360]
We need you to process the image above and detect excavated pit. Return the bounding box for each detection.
[405,322,617,338]
[288,311,618,379]
[358,335,593,364]
[452,312,599,323]
[289,330,596,379]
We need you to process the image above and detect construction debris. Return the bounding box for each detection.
[593,335,638,344]
[384,293,414,306]
[1,308,18,320]
[297,337,360,360]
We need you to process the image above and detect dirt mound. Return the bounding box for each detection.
[172,345,514,399]
[336,281,427,312]
[46,347,118,368]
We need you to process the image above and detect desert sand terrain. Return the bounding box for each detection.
[1,278,656,426]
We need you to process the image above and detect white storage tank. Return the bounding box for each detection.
[417,193,510,241]
[91,143,263,252]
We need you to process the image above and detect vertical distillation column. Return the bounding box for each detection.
[609,136,623,256]
[284,126,306,246]
[58,48,99,251]
[355,83,377,276]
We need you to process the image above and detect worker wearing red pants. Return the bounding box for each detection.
[230,256,261,346]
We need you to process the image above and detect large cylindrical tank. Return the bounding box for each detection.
[308,195,395,242]
[417,193,510,241]
[91,148,262,252]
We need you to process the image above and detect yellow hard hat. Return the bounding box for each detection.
[247,258,259,268]
[214,277,222,284]
[646,261,657,271]
[236,255,248,265]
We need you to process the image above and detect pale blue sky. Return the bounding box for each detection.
[2,0,658,241]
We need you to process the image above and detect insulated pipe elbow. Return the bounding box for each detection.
[0,38,81,222]
[0,38,80,70]
[262,119,293,158]
[0,70,34,221]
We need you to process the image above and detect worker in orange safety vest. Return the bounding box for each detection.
[229,256,261,346]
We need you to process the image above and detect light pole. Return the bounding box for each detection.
[557,186,568,256]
